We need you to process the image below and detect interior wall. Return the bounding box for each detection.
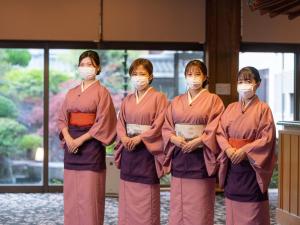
[0,0,205,43]
[0,0,100,41]
[102,0,205,43]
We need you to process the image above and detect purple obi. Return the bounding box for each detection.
[171,147,212,179]
[64,125,106,172]
[224,160,268,202]
[120,143,159,184]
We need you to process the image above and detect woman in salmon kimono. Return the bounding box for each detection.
[58,50,117,225]
[216,66,276,225]
[162,60,224,225]
[114,58,168,225]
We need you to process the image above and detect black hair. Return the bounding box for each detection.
[78,50,101,75]
[129,58,154,84]
[184,59,208,88]
[238,66,261,83]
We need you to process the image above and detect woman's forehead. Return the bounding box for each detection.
[132,65,148,73]
[238,71,255,80]
[186,65,202,73]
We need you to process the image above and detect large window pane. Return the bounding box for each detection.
[0,49,44,185]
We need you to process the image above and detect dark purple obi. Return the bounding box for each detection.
[171,146,212,179]
[63,125,106,172]
[120,143,159,184]
[224,160,268,202]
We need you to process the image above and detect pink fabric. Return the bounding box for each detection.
[118,179,160,225]
[216,96,276,193]
[168,177,216,225]
[225,198,270,225]
[64,169,106,225]
[58,81,117,145]
[114,88,168,177]
[162,90,224,176]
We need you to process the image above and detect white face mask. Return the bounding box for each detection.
[237,83,255,99]
[186,76,203,90]
[78,66,96,80]
[131,76,149,91]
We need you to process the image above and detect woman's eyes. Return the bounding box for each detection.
[238,80,252,84]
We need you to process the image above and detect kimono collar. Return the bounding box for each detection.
[240,95,259,113]
[81,80,99,92]
[187,88,207,105]
[135,87,153,104]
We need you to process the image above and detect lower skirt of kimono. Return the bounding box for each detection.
[225,198,270,225]
[168,176,216,225]
[118,179,160,225]
[64,169,106,225]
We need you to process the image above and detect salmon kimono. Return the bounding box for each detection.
[58,81,117,225]
[114,87,168,225]
[216,95,276,225]
[162,89,224,225]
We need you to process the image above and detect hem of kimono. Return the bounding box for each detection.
[118,179,160,225]
[225,198,270,225]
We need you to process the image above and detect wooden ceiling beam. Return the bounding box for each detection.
[269,1,300,18]
[288,8,300,19]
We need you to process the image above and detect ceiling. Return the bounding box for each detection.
[248,0,300,19]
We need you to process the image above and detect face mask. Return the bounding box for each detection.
[78,66,96,80]
[237,83,255,99]
[186,76,203,90]
[131,76,149,91]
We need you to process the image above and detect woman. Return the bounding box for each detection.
[162,60,224,225]
[216,66,276,225]
[114,58,168,225]
[58,50,117,225]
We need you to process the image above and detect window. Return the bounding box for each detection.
[0,49,44,185]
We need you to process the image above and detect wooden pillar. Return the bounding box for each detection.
[205,0,241,106]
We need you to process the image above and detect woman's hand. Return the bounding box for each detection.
[65,136,77,153]
[225,147,236,159]
[231,149,247,164]
[121,136,132,150]
[127,135,142,151]
[170,135,187,148]
[182,137,202,153]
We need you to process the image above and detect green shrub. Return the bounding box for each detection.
[19,134,42,151]
[0,95,18,118]
[4,49,31,67]
[0,118,27,157]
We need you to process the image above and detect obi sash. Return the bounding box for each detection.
[69,112,96,127]
[175,124,205,147]
[126,123,151,137]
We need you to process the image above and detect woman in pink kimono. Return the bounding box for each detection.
[162,60,224,225]
[58,50,117,225]
[217,66,276,225]
[114,58,168,225]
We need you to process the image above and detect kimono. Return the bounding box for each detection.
[162,89,224,225]
[216,95,276,225]
[114,87,168,225]
[58,81,117,225]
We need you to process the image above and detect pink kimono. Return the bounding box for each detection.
[114,87,168,225]
[216,95,276,225]
[58,81,117,225]
[162,89,224,225]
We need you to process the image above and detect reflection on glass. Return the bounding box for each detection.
[0,49,44,185]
